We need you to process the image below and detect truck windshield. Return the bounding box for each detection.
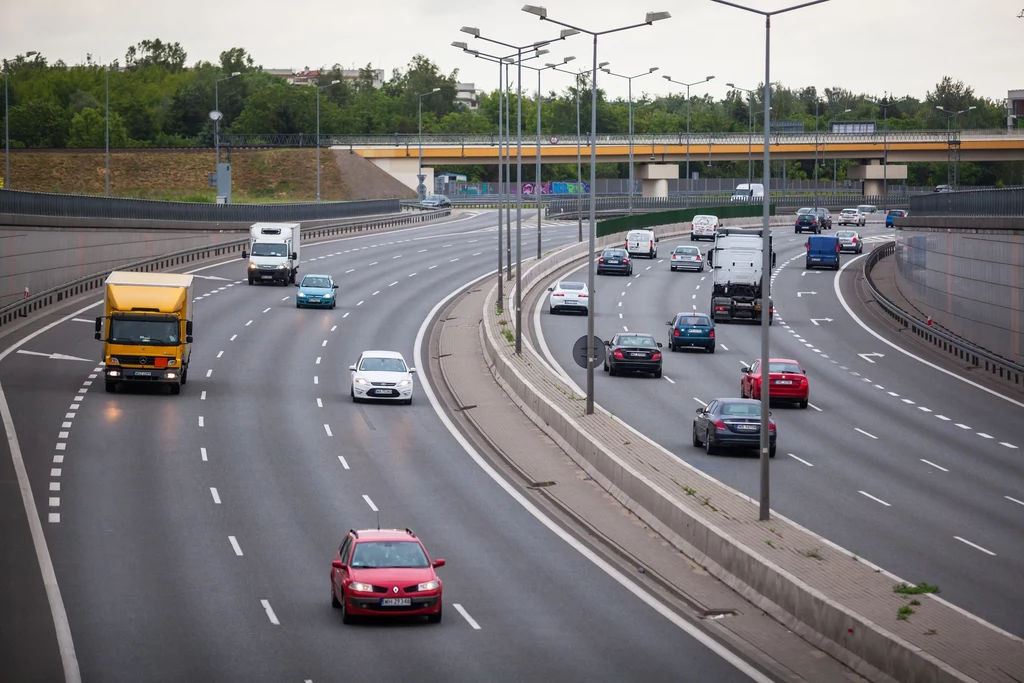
[109,318,180,345]
[251,243,287,257]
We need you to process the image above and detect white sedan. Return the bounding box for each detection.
[548,280,590,314]
[349,350,415,404]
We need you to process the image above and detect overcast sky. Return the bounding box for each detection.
[3,0,1020,103]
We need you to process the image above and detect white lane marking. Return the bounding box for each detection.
[316,357,321,365]
[49,497,60,507]
[874,384,885,390]
[693,397,707,407]
[263,308,271,313]
[454,603,482,630]
[50,482,60,491]
[206,369,212,378]
[82,381,92,387]
[324,424,333,437]
[372,291,380,296]
[346,269,355,274]
[51,468,61,477]
[71,318,93,323]
[977,433,993,439]
[56,443,66,451]
[362,494,378,512]
[217,351,224,359]
[936,415,950,421]
[357,301,364,306]
[230,334,238,341]
[245,320,253,326]
[1006,496,1024,507]
[201,391,207,400]
[261,599,280,625]
[921,459,948,472]
[720,344,729,351]
[887,391,899,397]
[389,281,398,287]
[339,456,350,470]
[854,427,877,440]
[664,377,675,384]
[409,273,417,277]
[210,488,221,504]
[901,398,914,404]
[393,255,403,259]
[788,453,814,467]
[61,422,71,429]
[955,423,971,430]
[429,265,438,270]
[280,297,288,302]
[954,536,996,556]
[418,249,428,253]
[368,262,378,266]
[65,413,75,419]
[58,431,69,439]
[317,398,323,408]
[48,513,60,523]
[835,253,1024,410]
[618,302,622,307]
[451,258,459,263]
[198,416,204,427]
[918,406,932,412]
[331,325,338,331]
[807,402,823,412]
[200,447,208,462]
[473,252,482,256]
[322,340,328,347]
[314,376,319,385]
[1001,442,1018,449]
[619,313,623,319]
[229,536,243,556]
[859,491,891,507]
[623,326,629,332]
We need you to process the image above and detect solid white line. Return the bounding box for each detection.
[921,459,949,472]
[1006,496,1024,507]
[787,453,814,467]
[316,398,323,408]
[198,416,204,427]
[324,424,333,437]
[834,253,1024,410]
[205,369,212,378]
[229,536,243,556]
[954,536,996,556]
[854,427,877,439]
[858,491,891,506]
[362,494,378,512]
[664,376,675,384]
[454,603,481,630]
[339,456,350,470]
[210,488,221,504]
[200,447,208,462]
[807,402,822,412]
[261,599,280,625]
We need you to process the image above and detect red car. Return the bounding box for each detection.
[330,528,445,624]
[740,358,809,409]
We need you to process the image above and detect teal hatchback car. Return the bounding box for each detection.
[295,274,338,309]
[667,312,715,353]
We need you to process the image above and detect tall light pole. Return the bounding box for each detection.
[867,94,908,205]
[316,79,340,201]
[936,105,976,189]
[523,57,576,257]
[727,82,755,186]
[461,25,580,356]
[105,64,110,197]
[831,107,851,189]
[552,64,599,243]
[601,66,659,214]
[711,0,831,522]
[417,87,442,200]
[4,50,38,191]
[662,74,714,196]
[522,5,671,413]
[214,72,241,165]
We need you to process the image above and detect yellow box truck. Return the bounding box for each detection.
[95,271,194,395]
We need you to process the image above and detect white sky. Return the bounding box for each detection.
[3,0,1020,103]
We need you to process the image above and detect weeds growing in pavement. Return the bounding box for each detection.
[894,582,940,595]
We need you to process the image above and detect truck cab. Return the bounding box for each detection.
[244,222,301,285]
[805,235,841,270]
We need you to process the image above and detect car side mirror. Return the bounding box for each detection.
[290,252,297,260]
[666,321,672,326]
[241,250,248,259]
[186,335,193,344]
[409,368,417,373]
[803,369,806,374]
[348,365,357,371]
[547,287,554,292]
[333,284,339,289]
[741,367,750,373]
[695,407,704,414]
[94,316,103,340]
[656,342,663,348]
[432,559,446,568]
[603,340,611,346]
[332,560,346,570]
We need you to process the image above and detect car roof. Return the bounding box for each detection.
[301,273,333,279]
[675,312,709,319]
[557,280,587,287]
[615,332,655,340]
[359,350,405,359]
[714,398,762,406]
[350,529,420,542]
[767,357,801,365]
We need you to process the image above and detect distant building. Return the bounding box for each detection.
[1009,89,1024,130]
[264,67,385,88]
[456,83,478,110]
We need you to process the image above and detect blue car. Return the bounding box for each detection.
[885,209,907,228]
[295,273,338,309]
[667,312,715,353]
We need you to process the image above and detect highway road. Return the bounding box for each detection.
[534,219,1024,638]
[0,210,764,682]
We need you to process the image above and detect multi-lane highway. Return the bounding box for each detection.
[0,211,767,682]
[534,220,1024,638]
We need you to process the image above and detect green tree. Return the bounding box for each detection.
[125,39,187,71]
[8,101,70,147]
[68,108,129,147]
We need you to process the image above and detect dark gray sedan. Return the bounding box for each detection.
[603,333,663,377]
[692,398,776,457]
[597,248,633,276]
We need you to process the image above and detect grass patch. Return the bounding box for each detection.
[804,548,824,561]
[701,496,717,512]
[500,329,515,344]
[765,539,775,548]
[684,487,696,496]
[909,599,921,606]
[896,605,915,620]
[894,582,940,595]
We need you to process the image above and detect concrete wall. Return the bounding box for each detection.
[894,217,1024,365]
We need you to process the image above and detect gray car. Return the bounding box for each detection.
[836,230,863,253]
[669,245,704,272]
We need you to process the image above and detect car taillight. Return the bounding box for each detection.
[622,258,629,263]
[613,349,624,359]
[852,237,857,242]
[649,240,654,248]
[836,243,841,253]
[578,293,588,298]
[713,420,727,430]
[768,422,776,432]
[715,305,727,312]
[652,352,662,361]
[673,329,681,337]
[695,254,701,260]
[553,292,565,297]
[598,257,604,263]
[708,329,714,338]
[805,242,810,250]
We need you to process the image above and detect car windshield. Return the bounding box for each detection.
[108,317,179,346]
[251,242,287,257]
[674,247,699,254]
[678,316,709,326]
[559,282,585,291]
[797,207,814,214]
[842,209,857,214]
[603,250,626,257]
[301,277,332,288]
[837,231,855,238]
[815,209,827,215]
[720,402,762,416]
[358,357,407,373]
[617,335,657,347]
[769,362,802,373]
[350,541,429,569]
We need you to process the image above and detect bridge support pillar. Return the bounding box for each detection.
[847,160,907,197]
[366,157,434,194]
[636,163,679,198]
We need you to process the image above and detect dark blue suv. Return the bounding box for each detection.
[667,312,715,353]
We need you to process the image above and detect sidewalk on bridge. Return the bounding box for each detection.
[434,284,871,683]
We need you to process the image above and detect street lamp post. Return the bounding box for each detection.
[522,5,671,414]
[936,105,976,189]
[726,82,755,186]
[105,64,110,197]
[214,72,241,165]
[316,79,340,201]
[417,88,442,200]
[4,50,38,191]
[461,25,580,356]
[711,0,831,522]
[551,64,597,243]
[831,107,852,190]
[662,74,714,196]
[867,94,908,205]
[601,66,659,215]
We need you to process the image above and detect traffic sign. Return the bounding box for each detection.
[572,335,606,369]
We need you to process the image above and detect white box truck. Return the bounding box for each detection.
[243,222,301,285]
[709,227,773,325]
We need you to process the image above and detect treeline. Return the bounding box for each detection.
[2,41,1020,187]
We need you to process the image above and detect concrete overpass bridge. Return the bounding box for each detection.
[222,130,1024,196]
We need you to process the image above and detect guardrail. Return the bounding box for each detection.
[908,186,1024,217]
[546,193,909,218]
[221,129,1024,148]
[0,208,450,331]
[863,241,1024,386]
[0,189,400,222]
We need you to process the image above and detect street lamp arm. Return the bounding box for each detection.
[710,0,829,14]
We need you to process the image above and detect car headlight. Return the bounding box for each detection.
[323,292,333,298]
[276,264,286,270]
[248,261,258,269]
[417,580,439,591]
[397,379,412,387]
[297,292,306,297]
[349,582,374,593]
[354,378,369,385]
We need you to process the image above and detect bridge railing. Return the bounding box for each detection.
[908,186,1024,217]
[544,193,909,218]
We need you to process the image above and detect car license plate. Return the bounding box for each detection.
[810,257,820,262]
[776,380,793,384]
[737,424,757,431]
[375,389,392,395]
[565,300,577,304]
[134,371,152,376]
[381,598,411,606]
[689,328,702,333]
[629,352,645,357]
[308,298,320,303]
[261,275,273,279]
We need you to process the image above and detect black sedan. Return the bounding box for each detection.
[603,333,663,377]
[814,208,832,229]
[692,398,776,457]
[795,213,822,234]
[597,248,633,276]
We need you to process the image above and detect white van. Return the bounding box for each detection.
[625,229,658,259]
[690,214,719,241]
[730,183,765,202]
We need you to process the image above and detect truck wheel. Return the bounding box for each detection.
[181,368,188,386]
[105,381,115,393]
